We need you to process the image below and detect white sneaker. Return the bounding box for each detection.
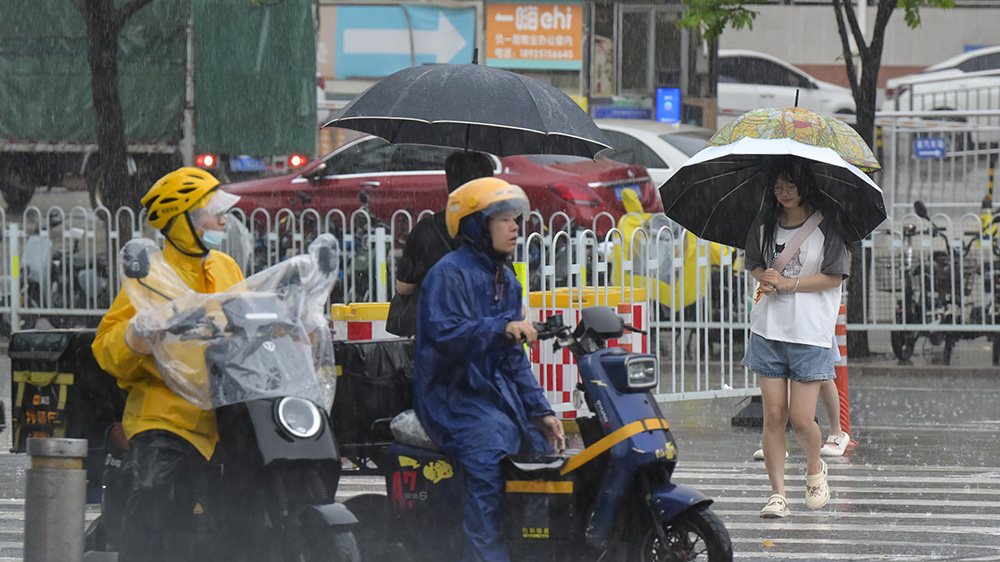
[753,447,789,461]
[820,432,850,457]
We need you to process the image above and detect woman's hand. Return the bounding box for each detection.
[760,268,795,292]
[535,415,566,453]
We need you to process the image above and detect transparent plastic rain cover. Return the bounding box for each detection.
[120,234,339,411]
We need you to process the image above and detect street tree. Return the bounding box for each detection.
[72,0,155,212]
[679,0,955,355]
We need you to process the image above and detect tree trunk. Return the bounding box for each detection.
[81,0,140,213]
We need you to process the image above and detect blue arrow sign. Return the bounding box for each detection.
[914,137,946,159]
[335,6,475,79]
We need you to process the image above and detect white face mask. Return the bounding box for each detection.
[201,229,225,250]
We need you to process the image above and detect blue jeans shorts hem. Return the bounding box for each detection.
[742,333,836,383]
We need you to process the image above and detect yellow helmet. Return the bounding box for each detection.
[142,167,221,230]
[445,177,529,238]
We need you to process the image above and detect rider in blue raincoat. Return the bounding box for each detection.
[413,177,565,562]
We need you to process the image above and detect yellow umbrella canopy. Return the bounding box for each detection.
[709,107,880,172]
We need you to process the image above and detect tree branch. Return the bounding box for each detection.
[842,0,868,60]
[832,0,859,99]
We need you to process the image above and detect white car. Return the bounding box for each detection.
[884,45,1000,112]
[596,119,715,187]
[717,49,856,124]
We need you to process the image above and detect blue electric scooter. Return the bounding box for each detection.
[344,305,732,562]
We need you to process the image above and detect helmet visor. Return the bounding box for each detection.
[190,189,241,231]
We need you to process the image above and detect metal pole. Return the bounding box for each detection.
[8,223,20,332]
[23,437,88,562]
[375,226,387,302]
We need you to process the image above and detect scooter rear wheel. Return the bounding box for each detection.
[626,505,733,562]
[890,330,916,361]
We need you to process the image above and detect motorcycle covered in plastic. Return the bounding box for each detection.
[85,233,359,562]
[345,306,733,562]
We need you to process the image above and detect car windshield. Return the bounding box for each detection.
[659,131,714,157]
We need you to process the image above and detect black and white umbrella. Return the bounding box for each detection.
[659,138,887,249]
[324,63,611,158]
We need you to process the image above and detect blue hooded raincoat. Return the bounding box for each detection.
[413,232,555,562]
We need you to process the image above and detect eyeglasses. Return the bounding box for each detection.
[772,183,798,194]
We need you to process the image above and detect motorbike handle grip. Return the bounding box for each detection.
[165,306,210,335]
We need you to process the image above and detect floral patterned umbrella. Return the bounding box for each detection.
[709,107,880,172]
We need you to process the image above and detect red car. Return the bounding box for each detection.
[222,136,659,235]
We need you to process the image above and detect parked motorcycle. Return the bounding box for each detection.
[47,226,110,328]
[343,306,733,562]
[84,234,359,561]
[889,201,999,364]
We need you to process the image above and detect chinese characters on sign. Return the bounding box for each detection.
[486,2,582,70]
[913,137,946,159]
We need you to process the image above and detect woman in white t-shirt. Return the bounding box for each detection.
[742,158,851,519]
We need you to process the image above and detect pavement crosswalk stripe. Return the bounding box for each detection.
[673,471,1000,485]
[712,509,1000,521]
[675,461,1000,473]
[706,495,1000,507]
[680,483,1000,496]
[730,537,1000,550]
[725,522,998,534]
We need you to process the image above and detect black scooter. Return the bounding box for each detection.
[85,234,359,562]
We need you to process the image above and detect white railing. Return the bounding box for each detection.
[4,203,999,399]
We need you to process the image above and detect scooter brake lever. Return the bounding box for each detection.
[623,323,647,335]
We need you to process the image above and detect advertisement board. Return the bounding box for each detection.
[486,2,582,70]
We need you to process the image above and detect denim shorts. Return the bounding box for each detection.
[741,333,836,383]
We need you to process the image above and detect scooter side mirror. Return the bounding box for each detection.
[122,242,151,279]
[914,201,929,220]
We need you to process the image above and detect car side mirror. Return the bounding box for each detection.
[308,162,327,182]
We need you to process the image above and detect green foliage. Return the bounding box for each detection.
[899,0,956,29]
[679,0,768,41]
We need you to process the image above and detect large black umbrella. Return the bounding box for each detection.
[323,63,611,158]
[659,138,887,249]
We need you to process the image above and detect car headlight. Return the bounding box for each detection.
[625,357,658,390]
[276,397,322,438]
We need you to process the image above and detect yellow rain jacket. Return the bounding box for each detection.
[612,189,729,310]
[92,219,244,460]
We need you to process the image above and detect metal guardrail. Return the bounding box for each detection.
[3,203,999,400]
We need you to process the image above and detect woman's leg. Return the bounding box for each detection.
[819,379,842,437]
[759,376,790,496]
[789,380,824,475]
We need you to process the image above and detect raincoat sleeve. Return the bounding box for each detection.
[92,289,151,386]
[419,261,515,361]
[505,346,555,419]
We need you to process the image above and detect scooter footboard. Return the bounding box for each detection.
[649,483,713,522]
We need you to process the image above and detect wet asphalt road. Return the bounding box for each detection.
[2,341,995,561]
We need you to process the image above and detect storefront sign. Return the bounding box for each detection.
[486,2,582,70]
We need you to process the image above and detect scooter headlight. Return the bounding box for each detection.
[625,357,658,390]
[276,397,322,438]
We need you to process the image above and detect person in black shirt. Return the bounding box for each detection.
[388,150,494,336]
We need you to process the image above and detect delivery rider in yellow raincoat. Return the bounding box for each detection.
[611,188,731,319]
[92,167,244,562]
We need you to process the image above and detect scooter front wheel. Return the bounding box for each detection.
[626,505,733,562]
